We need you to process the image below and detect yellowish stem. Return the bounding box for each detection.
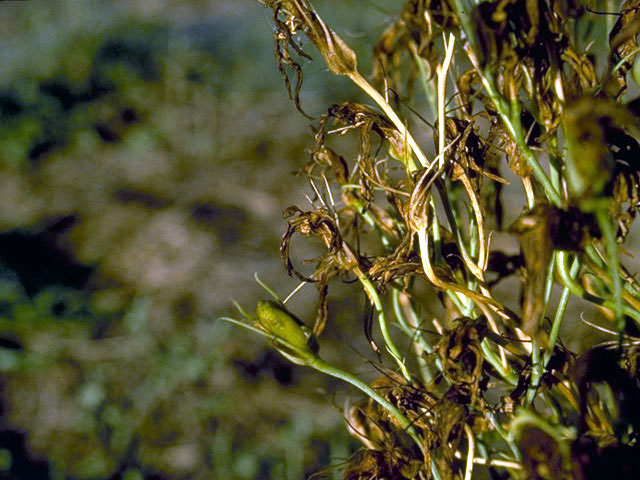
[464,424,475,480]
[348,71,429,171]
[437,33,456,169]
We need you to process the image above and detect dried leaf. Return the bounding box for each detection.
[518,426,568,479]
[605,0,640,99]
[509,204,554,336]
[563,97,640,204]
[262,0,357,76]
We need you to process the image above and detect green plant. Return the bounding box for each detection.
[227,0,640,478]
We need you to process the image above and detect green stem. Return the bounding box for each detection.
[452,0,478,53]
[543,256,580,366]
[481,338,518,386]
[585,243,640,297]
[224,317,430,461]
[309,357,423,448]
[557,251,640,322]
[595,207,623,331]
[451,0,562,206]
[357,273,412,381]
[525,339,541,407]
[448,289,473,316]
[525,254,557,406]
[486,411,522,461]
[543,255,557,309]
[391,288,437,384]
[436,181,482,285]
[483,69,561,206]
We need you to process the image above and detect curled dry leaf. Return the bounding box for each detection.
[259,0,313,117]
[341,448,421,480]
[372,0,459,98]
[606,0,640,99]
[435,317,488,406]
[444,116,508,185]
[280,206,362,335]
[563,97,640,205]
[259,0,358,76]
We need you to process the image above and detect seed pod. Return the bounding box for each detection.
[255,300,319,365]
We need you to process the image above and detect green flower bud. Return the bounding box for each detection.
[255,300,319,365]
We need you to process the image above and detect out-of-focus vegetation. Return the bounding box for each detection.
[0,1,405,479]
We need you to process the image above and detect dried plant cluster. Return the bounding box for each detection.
[238,0,640,478]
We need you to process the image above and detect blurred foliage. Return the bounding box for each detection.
[0,1,400,479]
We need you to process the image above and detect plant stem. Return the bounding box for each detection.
[525,254,557,405]
[357,272,412,381]
[437,33,456,170]
[486,411,521,460]
[451,0,562,206]
[595,206,623,331]
[309,357,423,448]
[476,64,561,206]
[543,256,580,366]
[391,288,437,384]
[348,71,428,171]
[481,338,518,386]
[557,251,640,322]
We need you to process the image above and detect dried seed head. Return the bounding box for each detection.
[261,0,358,76]
[407,166,438,232]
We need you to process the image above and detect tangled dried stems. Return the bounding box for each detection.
[248,0,640,478]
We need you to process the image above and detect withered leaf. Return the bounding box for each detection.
[372,0,458,98]
[518,426,568,479]
[313,101,415,205]
[262,0,357,76]
[510,204,596,335]
[606,0,640,99]
[280,207,363,335]
[563,97,640,204]
[444,116,509,184]
[435,317,487,405]
[509,204,555,336]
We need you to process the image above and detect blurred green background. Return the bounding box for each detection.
[0,1,414,479]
